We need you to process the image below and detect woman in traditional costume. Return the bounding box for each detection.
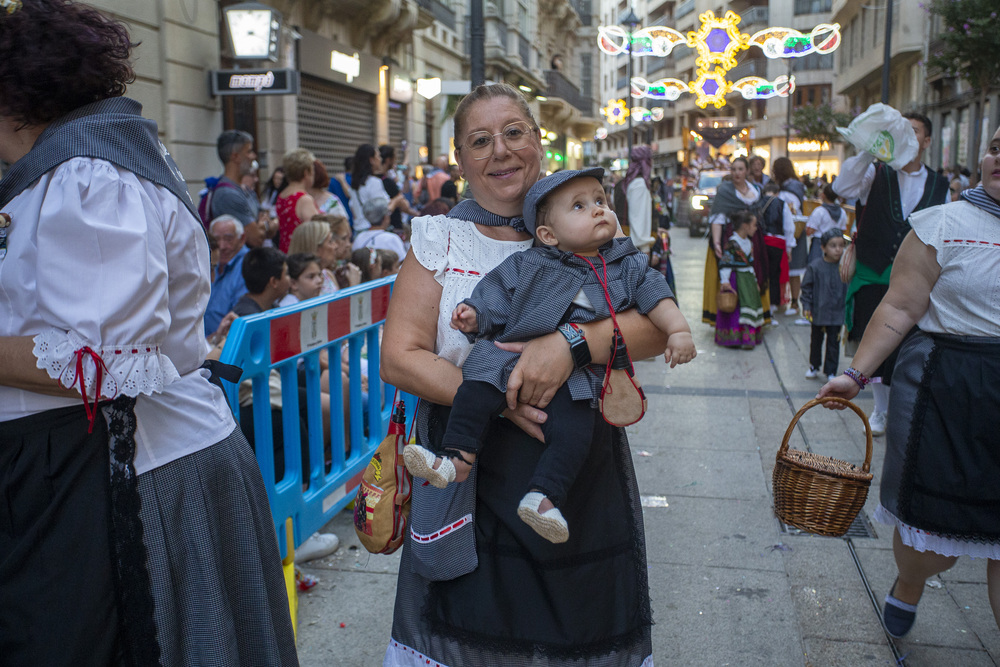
[0,2,297,664]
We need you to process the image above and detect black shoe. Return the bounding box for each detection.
[882,578,918,638]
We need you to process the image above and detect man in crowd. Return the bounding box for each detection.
[204,214,250,336]
[832,112,949,436]
[749,155,770,187]
[209,129,260,226]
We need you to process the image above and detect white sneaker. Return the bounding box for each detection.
[805,367,819,379]
[784,307,798,316]
[794,318,811,326]
[295,532,340,564]
[869,410,887,437]
[827,374,837,382]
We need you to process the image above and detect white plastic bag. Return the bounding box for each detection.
[836,103,918,170]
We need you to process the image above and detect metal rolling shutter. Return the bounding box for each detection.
[388,102,407,153]
[297,75,375,170]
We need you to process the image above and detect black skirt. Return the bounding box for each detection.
[0,404,298,667]
[388,404,653,666]
[881,330,1000,545]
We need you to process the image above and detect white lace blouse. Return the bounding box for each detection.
[910,200,1000,337]
[409,215,533,367]
[0,158,234,473]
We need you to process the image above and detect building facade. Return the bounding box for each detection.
[82,0,600,201]
[833,0,999,175]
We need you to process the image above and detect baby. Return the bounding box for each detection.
[404,168,696,543]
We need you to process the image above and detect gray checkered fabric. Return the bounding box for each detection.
[138,427,298,666]
[461,237,674,404]
[0,97,199,222]
[407,402,480,581]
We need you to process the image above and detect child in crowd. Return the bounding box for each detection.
[232,247,290,317]
[716,210,765,349]
[278,253,324,307]
[403,168,696,543]
[801,229,848,381]
[352,247,401,282]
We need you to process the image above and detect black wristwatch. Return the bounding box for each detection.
[558,323,591,369]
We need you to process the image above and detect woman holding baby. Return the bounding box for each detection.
[380,82,669,666]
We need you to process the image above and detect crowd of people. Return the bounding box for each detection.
[2,3,999,665]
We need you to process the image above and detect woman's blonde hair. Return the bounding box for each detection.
[287,220,331,255]
[283,148,316,182]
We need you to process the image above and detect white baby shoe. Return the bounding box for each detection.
[517,492,569,544]
[403,444,456,489]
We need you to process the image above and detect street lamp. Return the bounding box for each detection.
[620,8,640,160]
[223,2,281,62]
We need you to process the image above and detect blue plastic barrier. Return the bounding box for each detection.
[219,276,415,558]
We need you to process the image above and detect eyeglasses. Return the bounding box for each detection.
[462,122,535,160]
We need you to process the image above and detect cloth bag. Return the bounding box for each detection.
[836,103,919,171]
[353,396,413,554]
[407,403,479,581]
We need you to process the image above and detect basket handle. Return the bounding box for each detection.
[777,397,873,473]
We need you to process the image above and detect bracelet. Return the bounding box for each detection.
[843,367,870,389]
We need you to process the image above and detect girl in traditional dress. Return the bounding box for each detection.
[716,211,765,348]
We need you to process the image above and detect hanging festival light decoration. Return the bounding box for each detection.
[600,98,665,125]
[597,10,839,110]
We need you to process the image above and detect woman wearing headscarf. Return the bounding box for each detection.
[623,145,655,256]
[701,156,771,327]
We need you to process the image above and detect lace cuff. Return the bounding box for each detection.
[33,328,181,399]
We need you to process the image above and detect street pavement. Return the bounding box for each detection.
[294,231,1000,666]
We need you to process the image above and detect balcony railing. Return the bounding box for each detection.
[729,57,766,80]
[544,69,593,115]
[415,0,456,30]
[739,6,768,28]
[794,0,832,15]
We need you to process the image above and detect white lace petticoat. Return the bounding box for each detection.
[873,504,1000,560]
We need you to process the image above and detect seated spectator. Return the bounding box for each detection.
[232,247,290,317]
[279,253,325,307]
[204,214,249,336]
[352,198,407,260]
[352,248,401,282]
[288,216,361,295]
[226,245,339,566]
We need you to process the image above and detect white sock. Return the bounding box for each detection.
[872,383,890,415]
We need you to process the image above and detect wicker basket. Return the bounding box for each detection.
[772,397,873,537]
[716,286,738,313]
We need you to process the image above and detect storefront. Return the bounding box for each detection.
[296,30,381,171]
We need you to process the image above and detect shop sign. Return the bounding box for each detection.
[210,68,300,96]
[788,140,831,152]
[299,29,380,95]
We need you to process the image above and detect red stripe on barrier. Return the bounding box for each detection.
[270,314,302,363]
[328,298,351,340]
[371,285,390,322]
